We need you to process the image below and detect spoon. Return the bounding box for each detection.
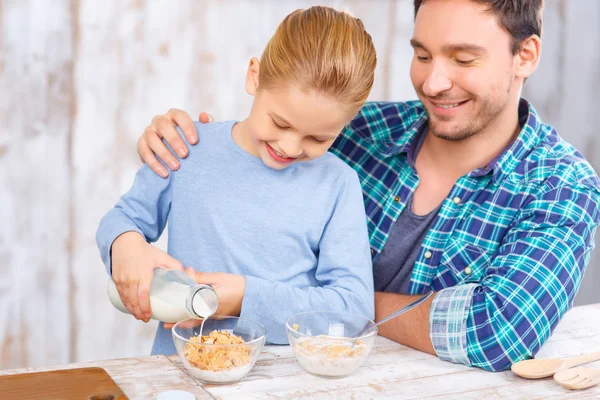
[554,367,600,390]
[354,291,434,338]
[511,351,600,379]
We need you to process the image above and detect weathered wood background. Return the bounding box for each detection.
[1,0,598,369]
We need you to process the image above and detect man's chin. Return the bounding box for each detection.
[429,124,477,142]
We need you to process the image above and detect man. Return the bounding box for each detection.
[134,0,600,371]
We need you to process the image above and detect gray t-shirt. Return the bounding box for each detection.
[373,194,441,293]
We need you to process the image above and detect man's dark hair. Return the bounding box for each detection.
[413,0,544,54]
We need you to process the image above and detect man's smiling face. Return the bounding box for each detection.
[410,0,521,141]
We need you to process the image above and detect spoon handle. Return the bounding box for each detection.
[562,351,600,369]
[376,291,434,326]
[357,291,434,337]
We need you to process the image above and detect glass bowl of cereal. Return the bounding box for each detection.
[172,316,266,384]
[286,311,377,378]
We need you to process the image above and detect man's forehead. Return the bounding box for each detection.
[414,0,501,31]
[412,0,506,49]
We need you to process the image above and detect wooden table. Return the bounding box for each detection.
[3,304,600,399]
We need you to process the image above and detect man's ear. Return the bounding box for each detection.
[246,57,260,95]
[514,35,541,80]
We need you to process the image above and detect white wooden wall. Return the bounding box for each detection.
[1,0,598,369]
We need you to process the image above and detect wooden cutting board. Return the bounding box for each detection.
[1,367,128,400]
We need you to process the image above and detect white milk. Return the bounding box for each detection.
[185,363,253,384]
[107,269,218,322]
[294,336,369,377]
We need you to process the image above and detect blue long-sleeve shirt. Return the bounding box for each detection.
[96,121,374,354]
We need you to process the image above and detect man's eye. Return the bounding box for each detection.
[416,55,430,62]
[456,59,474,65]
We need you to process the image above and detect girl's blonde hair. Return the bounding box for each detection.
[259,6,377,109]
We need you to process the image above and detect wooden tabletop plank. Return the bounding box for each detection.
[2,304,599,399]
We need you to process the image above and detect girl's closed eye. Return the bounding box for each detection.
[272,119,290,130]
[309,136,327,143]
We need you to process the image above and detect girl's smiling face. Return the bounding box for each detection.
[233,58,359,170]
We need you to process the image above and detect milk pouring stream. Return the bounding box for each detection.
[107,268,219,322]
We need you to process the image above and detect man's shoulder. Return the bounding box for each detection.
[517,124,600,192]
[345,100,427,141]
[329,101,427,164]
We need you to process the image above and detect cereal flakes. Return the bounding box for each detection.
[184,330,251,372]
[297,336,366,359]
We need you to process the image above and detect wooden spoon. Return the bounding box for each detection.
[554,367,600,390]
[511,352,600,379]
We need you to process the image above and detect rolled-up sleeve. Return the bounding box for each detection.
[430,181,600,371]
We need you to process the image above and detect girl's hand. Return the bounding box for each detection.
[111,231,184,322]
[185,267,246,316]
[163,268,246,330]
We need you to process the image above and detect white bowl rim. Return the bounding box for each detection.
[285,310,379,341]
[172,315,267,347]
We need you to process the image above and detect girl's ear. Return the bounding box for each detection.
[246,57,260,95]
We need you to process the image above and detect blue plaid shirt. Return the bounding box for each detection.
[330,99,600,371]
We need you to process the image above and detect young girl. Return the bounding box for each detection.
[97,6,377,355]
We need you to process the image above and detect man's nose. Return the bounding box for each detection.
[422,60,453,97]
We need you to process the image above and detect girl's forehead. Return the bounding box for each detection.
[264,104,354,137]
[261,86,357,126]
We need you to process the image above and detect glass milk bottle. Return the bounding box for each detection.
[107,268,219,322]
